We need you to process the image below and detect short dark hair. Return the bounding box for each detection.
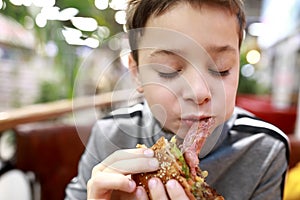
[126,0,246,63]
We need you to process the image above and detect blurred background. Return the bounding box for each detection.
[0,0,299,200]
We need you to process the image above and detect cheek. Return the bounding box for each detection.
[210,66,239,122]
[143,85,179,121]
[225,88,236,114]
[223,76,239,119]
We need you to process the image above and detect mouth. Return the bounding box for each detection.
[181,115,213,127]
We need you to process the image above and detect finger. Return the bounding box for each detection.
[135,186,149,200]
[166,179,189,200]
[87,172,136,199]
[104,148,155,168]
[103,157,159,174]
[148,178,168,200]
[111,186,149,200]
[94,148,155,172]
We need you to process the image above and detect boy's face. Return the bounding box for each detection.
[130,3,240,138]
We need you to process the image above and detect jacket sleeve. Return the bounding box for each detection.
[251,141,288,200]
[64,121,119,200]
[231,112,290,200]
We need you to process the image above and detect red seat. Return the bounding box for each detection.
[14,123,92,200]
[236,95,297,135]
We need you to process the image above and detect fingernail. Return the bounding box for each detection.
[144,149,154,157]
[148,178,157,189]
[149,158,159,168]
[135,187,143,198]
[166,179,177,189]
[129,180,136,190]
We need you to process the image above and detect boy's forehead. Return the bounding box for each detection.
[135,26,238,60]
[134,3,239,55]
[136,28,205,58]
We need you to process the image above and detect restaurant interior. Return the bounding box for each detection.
[0,0,299,199]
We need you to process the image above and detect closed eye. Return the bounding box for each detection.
[209,69,230,77]
[158,70,181,79]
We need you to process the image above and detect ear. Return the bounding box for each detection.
[128,53,144,93]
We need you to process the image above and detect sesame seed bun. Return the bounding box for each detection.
[132,136,224,200]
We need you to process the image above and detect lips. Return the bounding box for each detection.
[180,115,213,127]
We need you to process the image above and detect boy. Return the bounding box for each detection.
[65,0,289,199]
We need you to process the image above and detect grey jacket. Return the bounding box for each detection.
[65,103,289,200]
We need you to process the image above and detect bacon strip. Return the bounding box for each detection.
[182,118,215,177]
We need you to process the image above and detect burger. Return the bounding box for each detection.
[132,119,224,200]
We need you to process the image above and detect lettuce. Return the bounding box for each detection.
[170,137,190,179]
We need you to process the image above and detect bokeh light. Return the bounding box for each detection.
[71,17,98,32]
[241,64,255,78]
[95,0,108,10]
[246,49,261,64]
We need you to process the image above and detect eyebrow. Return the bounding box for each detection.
[148,45,236,59]
[206,45,237,54]
[149,49,182,57]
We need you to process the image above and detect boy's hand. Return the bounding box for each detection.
[87,148,159,199]
[146,178,189,200]
[87,148,189,200]
[110,178,189,200]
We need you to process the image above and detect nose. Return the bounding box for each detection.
[182,68,211,105]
